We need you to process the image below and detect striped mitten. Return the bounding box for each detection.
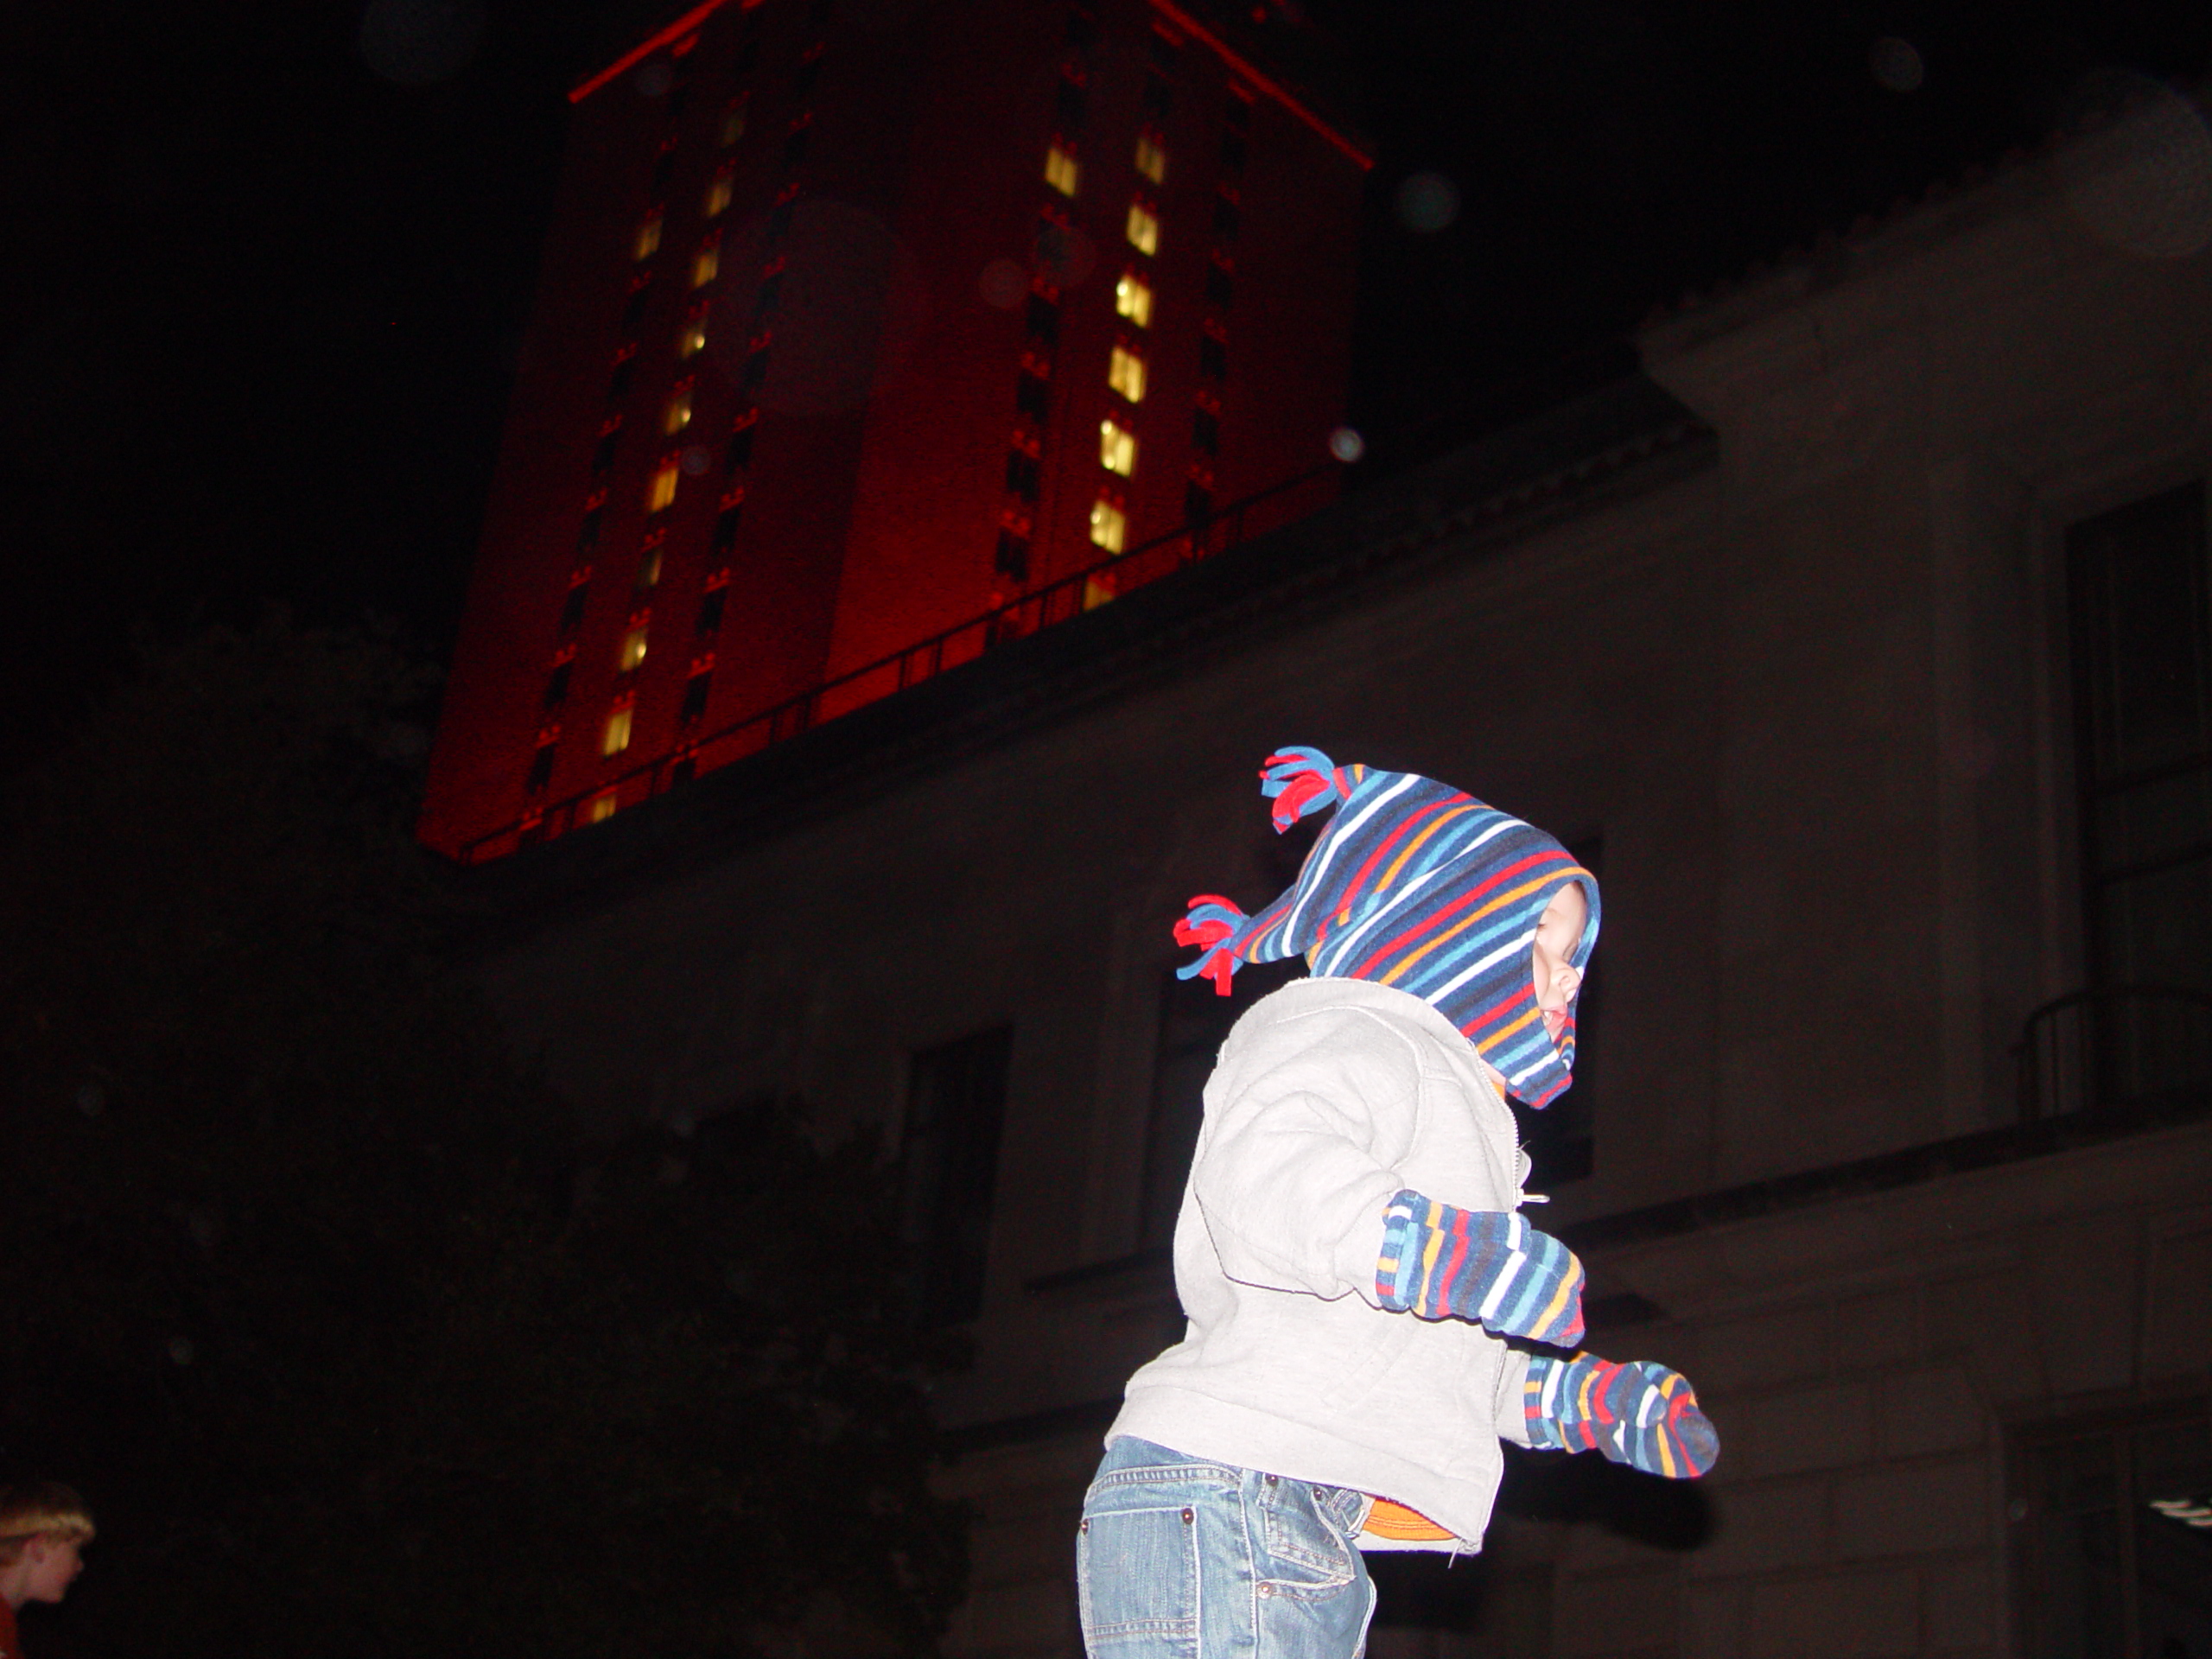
[1524,1352,1718,1478]
[1376,1191,1586,1345]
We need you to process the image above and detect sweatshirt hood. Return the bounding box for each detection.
[1173,746,1599,1109]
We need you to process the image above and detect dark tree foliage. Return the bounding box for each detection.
[0,618,966,1659]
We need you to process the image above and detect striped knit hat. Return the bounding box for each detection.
[1174,746,1599,1109]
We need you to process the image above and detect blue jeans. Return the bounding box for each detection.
[1077,1437,1377,1659]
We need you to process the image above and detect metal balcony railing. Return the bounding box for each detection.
[461,465,1336,863]
[2013,985,2212,1122]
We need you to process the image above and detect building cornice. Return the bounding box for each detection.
[569,0,760,105]
[567,0,1376,170]
[1147,0,1371,169]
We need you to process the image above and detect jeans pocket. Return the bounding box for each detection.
[1257,1480,1355,1598]
[1077,1503,1200,1654]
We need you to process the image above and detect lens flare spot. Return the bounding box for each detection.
[1869,37,1924,92]
[1395,171,1459,233]
[2057,71,2212,258]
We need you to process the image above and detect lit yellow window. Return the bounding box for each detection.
[720,102,747,146]
[1135,132,1166,183]
[634,213,664,260]
[691,243,721,288]
[586,791,619,822]
[1108,344,1147,403]
[647,461,680,512]
[704,172,734,218]
[1100,418,1135,476]
[664,390,692,435]
[618,626,649,672]
[1090,497,1128,554]
[1115,271,1153,327]
[679,318,709,359]
[601,708,632,757]
[1045,143,1080,196]
[1125,200,1159,255]
[635,546,664,590]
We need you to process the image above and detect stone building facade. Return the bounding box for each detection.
[455,111,2212,1659]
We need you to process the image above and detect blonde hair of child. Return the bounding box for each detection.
[0,1484,95,1567]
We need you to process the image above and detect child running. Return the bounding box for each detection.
[1078,747,1715,1659]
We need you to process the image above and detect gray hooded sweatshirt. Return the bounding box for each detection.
[1108,976,1535,1551]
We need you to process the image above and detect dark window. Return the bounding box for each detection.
[526,743,556,793]
[1198,334,1228,380]
[767,197,795,240]
[2018,1407,2212,1659]
[620,284,652,337]
[734,37,759,76]
[1205,260,1233,309]
[806,0,832,24]
[1034,218,1081,284]
[679,670,712,725]
[695,587,727,636]
[1143,959,1304,1244]
[712,501,743,553]
[607,355,638,399]
[1055,78,1087,131]
[1025,292,1058,347]
[1182,481,1211,525]
[592,428,620,474]
[652,149,676,194]
[1192,407,1218,454]
[577,505,605,552]
[898,1026,1013,1325]
[795,54,822,98]
[741,346,770,392]
[543,662,571,709]
[1220,131,1247,173]
[558,584,589,634]
[1142,73,1173,117]
[1015,369,1051,423]
[1212,193,1240,242]
[1005,451,1041,502]
[1224,95,1250,130]
[2062,482,2212,1109]
[995,527,1031,583]
[1147,31,1179,69]
[782,125,810,169]
[754,270,784,317]
[1065,10,1096,48]
[725,421,755,474]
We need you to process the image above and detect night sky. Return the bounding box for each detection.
[7,0,2209,779]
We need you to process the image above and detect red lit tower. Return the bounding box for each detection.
[418,0,1370,860]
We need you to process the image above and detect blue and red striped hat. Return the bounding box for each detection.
[1174,746,1599,1109]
